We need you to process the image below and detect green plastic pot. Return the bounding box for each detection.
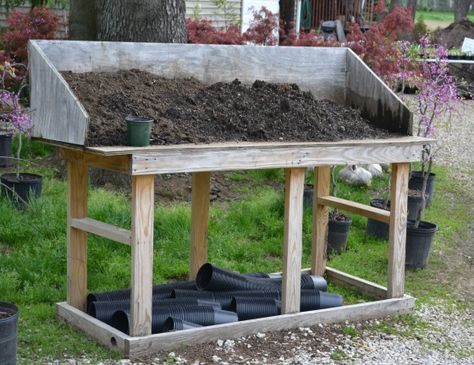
[126,116,153,147]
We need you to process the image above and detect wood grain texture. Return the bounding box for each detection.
[317,196,391,223]
[130,175,155,336]
[126,296,415,356]
[57,302,128,353]
[325,267,388,300]
[70,218,131,246]
[130,140,427,175]
[67,159,88,311]
[282,168,305,314]
[34,40,347,107]
[59,147,131,174]
[387,163,409,298]
[88,136,432,156]
[28,41,89,145]
[346,49,413,135]
[190,172,211,279]
[312,166,331,276]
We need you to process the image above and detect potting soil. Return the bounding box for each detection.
[62,69,401,147]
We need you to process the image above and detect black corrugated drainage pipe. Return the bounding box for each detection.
[300,290,343,311]
[111,304,238,334]
[196,263,327,292]
[86,280,197,308]
[230,297,280,320]
[162,317,203,332]
[88,298,221,325]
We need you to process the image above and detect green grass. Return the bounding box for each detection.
[0,163,471,363]
[416,10,474,23]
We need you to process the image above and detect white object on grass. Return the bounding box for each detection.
[338,165,372,186]
[365,164,383,177]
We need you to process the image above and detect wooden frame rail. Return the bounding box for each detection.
[70,218,131,246]
[317,196,391,223]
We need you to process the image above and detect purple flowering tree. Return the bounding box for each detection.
[0,62,33,179]
[411,36,460,228]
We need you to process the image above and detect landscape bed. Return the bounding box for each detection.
[28,40,431,357]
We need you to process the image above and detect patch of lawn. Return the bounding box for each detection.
[416,10,474,23]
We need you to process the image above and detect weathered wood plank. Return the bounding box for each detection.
[325,267,388,300]
[59,147,131,174]
[312,166,331,276]
[282,168,305,314]
[57,302,128,353]
[127,296,415,356]
[88,136,432,156]
[388,163,409,298]
[28,41,89,146]
[130,142,426,175]
[346,49,413,135]
[71,218,131,246]
[130,175,155,336]
[190,172,211,280]
[67,159,88,311]
[317,196,391,223]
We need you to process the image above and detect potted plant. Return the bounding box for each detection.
[0,62,42,208]
[404,38,460,269]
[0,301,19,365]
[327,167,352,254]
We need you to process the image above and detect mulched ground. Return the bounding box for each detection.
[62,70,399,147]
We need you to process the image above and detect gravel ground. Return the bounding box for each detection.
[43,99,473,365]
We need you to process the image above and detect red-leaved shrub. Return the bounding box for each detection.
[243,7,279,46]
[2,6,59,62]
[186,19,245,45]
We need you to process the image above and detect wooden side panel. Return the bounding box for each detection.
[28,41,89,145]
[34,41,347,103]
[130,175,155,336]
[387,163,409,298]
[346,50,413,135]
[282,168,305,314]
[130,141,424,175]
[190,172,211,279]
[312,166,331,276]
[67,159,88,311]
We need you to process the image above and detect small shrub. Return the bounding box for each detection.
[2,6,59,62]
[186,19,245,45]
[243,6,279,46]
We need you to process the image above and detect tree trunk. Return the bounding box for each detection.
[280,0,296,32]
[69,0,97,40]
[407,0,417,19]
[453,0,473,22]
[96,0,187,43]
[390,0,399,10]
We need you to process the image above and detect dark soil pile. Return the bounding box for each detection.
[62,69,398,146]
[432,19,474,49]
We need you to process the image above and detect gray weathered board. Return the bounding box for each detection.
[28,40,412,147]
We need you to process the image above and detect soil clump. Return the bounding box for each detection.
[62,69,400,147]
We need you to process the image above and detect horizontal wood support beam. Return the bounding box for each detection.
[59,147,131,174]
[128,138,429,175]
[317,196,390,223]
[70,218,131,245]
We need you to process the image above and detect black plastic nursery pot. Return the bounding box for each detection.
[366,198,390,240]
[409,171,436,208]
[126,116,153,147]
[0,134,13,167]
[1,173,43,208]
[0,302,19,365]
[328,216,352,254]
[405,221,437,269]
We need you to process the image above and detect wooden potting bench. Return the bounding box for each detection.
[28,40,432,357]
[55,137,430,357]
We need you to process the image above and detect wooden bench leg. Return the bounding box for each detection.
[190,172,211,280]
[282,168,305,314]
[67,159,88,312]
[388,163,409,298]
[311,166,331,277]
[130,175,154,336]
